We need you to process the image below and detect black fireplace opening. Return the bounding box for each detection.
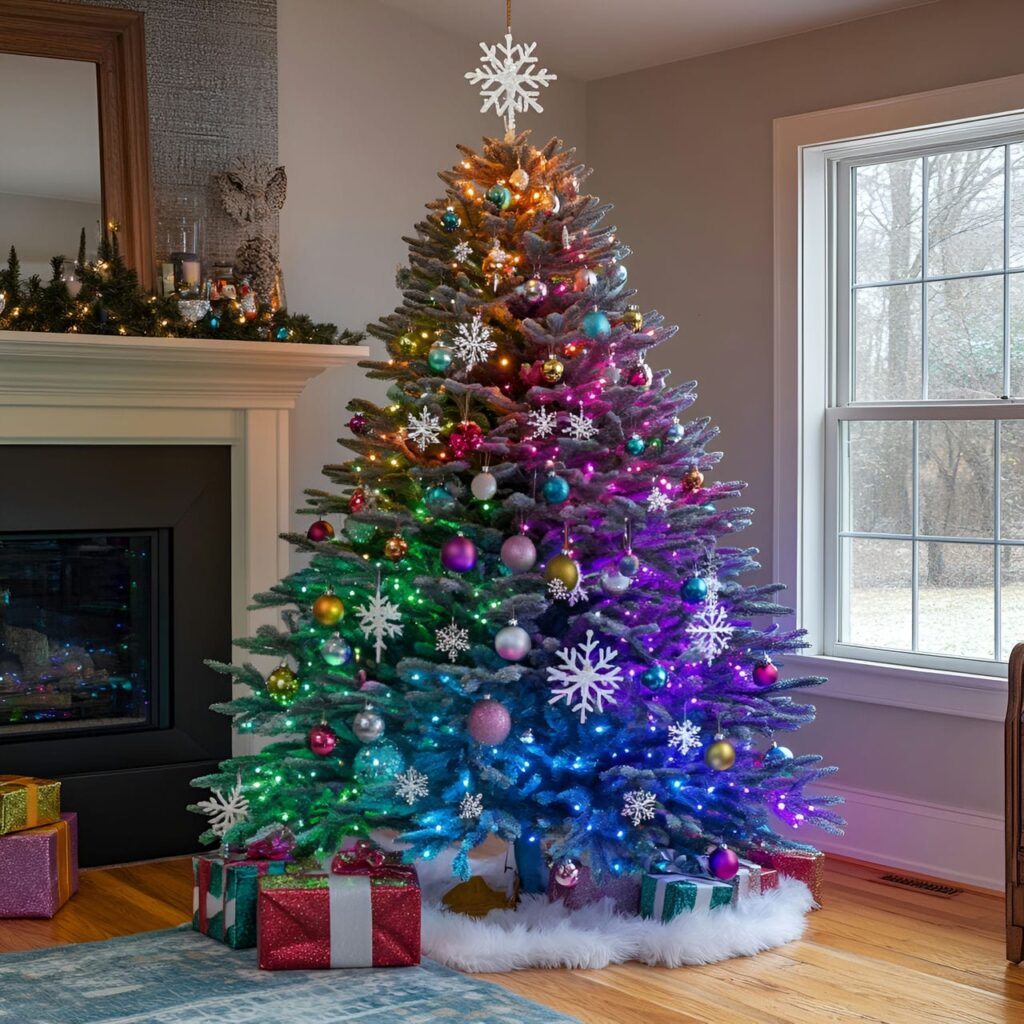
[0,445,231,866]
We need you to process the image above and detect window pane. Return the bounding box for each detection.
[917,541,994,659]
[1001,547,1024,660]
[918,420,994,538]
[844,420,913,533]
[1008,143,1024,268]
[854,284,921,401]
[927,147,1004,276]
[1001,420,1024,540]
[840,538,912,650]
[926,276,1003,399]
[854,158,922,284]
[1009,273,1024,398]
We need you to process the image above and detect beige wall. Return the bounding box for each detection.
[278,0,587,567]
[587,0,1024,885]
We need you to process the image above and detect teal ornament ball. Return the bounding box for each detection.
[681,576,709,604]
[764,742,794,765]
[427,342,454,373]
[354,740,405,782]
[581,309,611,340]
[625,433,646,456]
[618,552,641,577]
[543,474,571,504]
[425,485,455,512]
[642,665,668,690]
[440,207,461,232]
[701,503,717,514]
[274,326,290,341]
[320,632,352,667]
[486,184,513,210]
[208,315,220,329]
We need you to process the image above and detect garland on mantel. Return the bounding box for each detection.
[0,231,361,345]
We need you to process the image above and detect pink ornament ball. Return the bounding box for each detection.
[501,534,537,573]
[554,859,580,887]
[442,534,477,573]
[306,519,334,543]
[467,697,511,745]
[308,723,338,757]
[753,659,779,687]
[708,845,739,881]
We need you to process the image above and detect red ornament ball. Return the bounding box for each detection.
[753,658,779,687]
[307,519,335,543]
[708,845,739,881]
[348,488,365,514]
[467,697,511,745]
[348,413,367,435]
[449,421,483,459]
[308,723,338,756]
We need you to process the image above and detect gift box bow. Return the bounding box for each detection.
[243,828,294,862]
[330,842,413,885]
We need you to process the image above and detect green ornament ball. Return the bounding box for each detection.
[486,184,513,210]
[440,207,461,232]
[427,342,453,373]
[648,437,663,453]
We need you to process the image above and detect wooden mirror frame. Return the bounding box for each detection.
[0,0,155,288]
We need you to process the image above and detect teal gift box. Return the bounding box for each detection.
[192,855,290,949]
[640,873,733,922]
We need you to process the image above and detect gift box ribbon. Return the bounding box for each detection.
[650,873,721,919]
[23,817,73,906]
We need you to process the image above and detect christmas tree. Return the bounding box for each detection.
[193,27,841,887]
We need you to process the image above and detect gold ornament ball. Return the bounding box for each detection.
[312,592,345,626]
[682,467,705,492]
[266,664,299,701]
[384,534,409,562]
[509,167,529,191]
[705,736,736,771]
[542,356,565,384]
[544,553,580,590]
[621,304,643,333]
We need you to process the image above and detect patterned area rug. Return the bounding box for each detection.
[0,928,580,1024]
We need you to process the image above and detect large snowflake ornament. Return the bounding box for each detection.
[548,629,623,723]
[393,767,429,806]
[547,577,586,606]
[452,239,473,264]
[622,789,658,827]
[452,313,496,369]
[465,32,557,137]
[686,598,735,663]
[459,791,484,820]
[406,407,441,451]
[527,406,558,439]
[564,403,598,442]
[647,488,671,514]
[436,620,470,662]
[195,773,249,837]
[356,577,404,662]
[668,719,702,756]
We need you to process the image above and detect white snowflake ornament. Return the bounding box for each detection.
[453,239,473,263]
[564,403,598,442]
[686,598,735,664]
[356,576,404,662]
[436,620,471,662]
[527,406,558,439]
[465,32,557,138]
[622,789,658,827]
[647,488,671,514]
[195,773,249,838]
[393,767,429,806]
[452,313,496,369]
[406,407,441,451]
[547,576,587,606]
[548,629,623,723]
[459,791,484,820]
[668,719,701,756]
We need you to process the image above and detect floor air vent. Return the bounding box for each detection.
[876,873,963,898]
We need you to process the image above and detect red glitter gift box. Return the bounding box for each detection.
[750,848,824,904]
[258,843,420,970]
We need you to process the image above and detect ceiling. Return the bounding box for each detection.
[376,0,938,80]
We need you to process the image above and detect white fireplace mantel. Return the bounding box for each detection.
[0,331,370,755]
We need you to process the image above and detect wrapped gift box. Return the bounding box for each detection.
[258,846,420,970]
[640,872,733,922]
[192,854,291,949]
[0,811,78,918]
[0,775,61,836]
[547,863,641,916]
[730,858,778,902]
[750,848,824,904]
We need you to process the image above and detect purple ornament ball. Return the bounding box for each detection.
[708,845,739,881]
[467,697,511,745]
[500,534,537,573]
[308,723,338,757]
[442,534,477,573]
[753,659,779,687]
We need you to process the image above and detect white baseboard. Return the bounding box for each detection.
[814,783,1003,891]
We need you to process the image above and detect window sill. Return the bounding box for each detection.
[784,653,1006,722]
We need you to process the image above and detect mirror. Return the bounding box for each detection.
[0,52,102,278]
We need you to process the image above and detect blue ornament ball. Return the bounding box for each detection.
[581,309,611,340]
[641,665,668,690]
[427,342,453,373]
[666,422,684,443]
[618,552,641,577]
[681,576,709,604]
[625,434,646,456]
[440,207,461,232]
[764,743,794,765]
[274,325,290,341]
[425,485,455,512]
[208,315,220,329]
[354,740,405,782]
[486,184,513,209]
[543,474,571,504]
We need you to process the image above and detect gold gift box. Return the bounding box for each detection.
[0,775,62,835]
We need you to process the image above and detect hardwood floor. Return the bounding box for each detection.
[1,856,1019,1023]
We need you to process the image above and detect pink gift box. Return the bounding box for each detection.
[0,811,79,918]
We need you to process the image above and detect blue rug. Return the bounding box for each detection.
[0,927,581,1024]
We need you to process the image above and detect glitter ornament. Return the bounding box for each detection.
[544,552,580,590]
[312,591,344,626]
[543,473,570,504]
[541,355,565,383]
[470,470,497,500]
[306,519,334,543]
[519,277,548,303]
[681,576,709,604]
[440,206,461,232]
[554,860,580,887]
[621,304,643,333]
[427,341,454,373]
[320,632,352,666]
[348,413,367,434]
[348,488,365,514]
[482,239,509,287]
[352,707,385,743]
[628,359,654,388]
[641,665,668,690]
[449,421,484,458]
[573,267,597,292]
[682,467,705,492]
[753,658,779,687]
[708,845,740,881]
[600,569,631,595]
[509,166,529,190]
[425,484,455,512]
[501,533,537,573]
[764,741,794,765]
[265,664,299,703]
[468,696,512,745]
[625,433,645,456]
[441,533,477,573]
[308,723,337,756]
[384,534,409,562]
[667,420,684,443]
[494,619,531,661]
[486,183,513,209]
[581,309,611,341]
[705,733,736,771]
[354,740,404,782]
[619,552,641,577]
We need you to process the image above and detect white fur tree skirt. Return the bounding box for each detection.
[421,878,814,972]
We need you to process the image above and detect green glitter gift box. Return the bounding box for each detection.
[640,873,734,923]
[0,775,61,836]
[192,855,291,949]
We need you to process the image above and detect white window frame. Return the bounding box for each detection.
[774,74,1024,722]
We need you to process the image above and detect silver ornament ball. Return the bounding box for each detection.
[352,708,385,743]
[471,471,498,500]
[494,623,532,662]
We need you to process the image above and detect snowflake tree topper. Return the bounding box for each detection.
[548,629,623,723]
[465,31,556,138]
[195,773,249,837]
[452,313,496,369]
[356,574,404,662]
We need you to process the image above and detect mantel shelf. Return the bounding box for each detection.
[0,330,370,408]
